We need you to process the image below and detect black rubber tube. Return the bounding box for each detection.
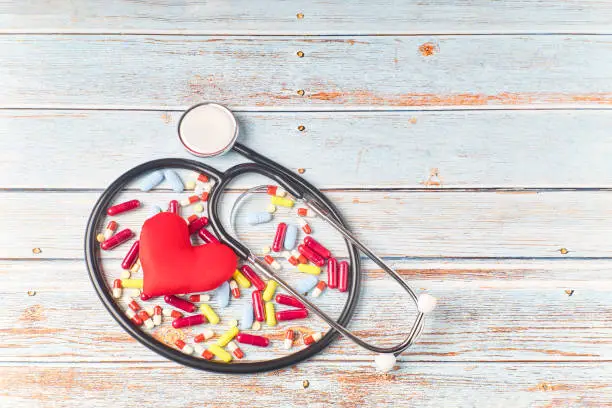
[85,158,362,373]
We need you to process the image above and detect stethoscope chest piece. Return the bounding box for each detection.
[178,103,239,158]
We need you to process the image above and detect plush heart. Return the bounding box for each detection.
[140,212,238,297]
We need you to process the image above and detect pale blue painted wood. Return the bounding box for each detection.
[2,110,612,189]
[1,190,611,259]
[1,36,612,109]
[1,1,611,34]
[3,259,612,362]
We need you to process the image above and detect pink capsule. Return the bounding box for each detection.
[303,236,331,259]
[275,294,305,309]
[252,290,265,322]
[198,228,219,244]
[167,200,179,215]
[100,228,134,250]
[236,333,270,347]
[297,244,325,267]
[327,258,338,289]
[107,200,140,216]
[276,308,309,321]
[241,265,266,290]
[172,314,207,328]
[272,223,287,252]
[121,240,140,270]
[164,295,196,313]
[338,261,349,292]
[188,216,209,234]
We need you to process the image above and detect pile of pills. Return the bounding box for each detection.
[98,168,350,363]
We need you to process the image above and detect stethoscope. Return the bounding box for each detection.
[85,102,436,373]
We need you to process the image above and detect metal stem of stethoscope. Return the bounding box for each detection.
[229,186,427,356]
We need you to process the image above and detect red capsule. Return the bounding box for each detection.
[297,244,325,267]
[304,332,322,346]
[241,265,266,290]
[201,192,209,202]
[266,185,285,196]
[172,314,207,328]
[100,228,134,250]
[276,308,309,321]
[131,315,143,326]
[236,333,270,347]
[107,200,140,216]
[287,256,299,266]
[298,254,308,264]
[303,236,331,259]
[275,294,305,309]
[252,290,265,322]
[327,258,338,289]
[338,261,349,292]
[187,214,198,223]
[140,292,155,301]
[167,200,179,215]
[128,299,141,312]
[198,228,219,244]
[121,240,140,270]
[170,310,183,319]
[272,223,287,252]
[198,173,209,183]
[164,295,196,313]
[202,349,214,360]
[188,216,209,234]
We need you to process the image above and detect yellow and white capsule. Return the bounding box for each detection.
[216,326,239,347]
[208,344,232,363]
[265,302,277,326]
[297,264,321,275]
[130,259,141,274]
[199,304,220,325]
[270,195,294,208]
[262,280,279,302]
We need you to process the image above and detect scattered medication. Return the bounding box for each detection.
[101,228,134,250]
[207,344,232,362]
[299,218,312,234]
[217,326,239,347]
[172,314,207,328]
[294,276,319,294]
[327,258,338,289]
[297,207,317,218]
[167,200,179,215]
[264,255,282,271]
[232,270,251,288]
[247,212,273,225]
[240,302,254,330]
[164,295,196,313]
[230,280,241,298]
[199,304,220,325]
[266,185,287,197]
[197,174,209,184]
[284,224,298,250]
[163,169,184,193]
[193,203,204,214]
[188,294,211,303]
[251,321,262,331]
[297,263,321,275]
[284,329,295,349]
[128,299,141,312]
[96,233,105,243]
[275,294,305,309]
[112,279,122,298]
[138,310,154,329]
[303,332,322,346]
[198,228,219,244]
[271,195,294,208]
[303,236,331,259]
[262,280,279,302]
[140,292,153,301]
[276,309,309,321]
[121,240,140,270]
[139,170,164,191]
[185,180,196,190]
[175,339,194,355]
[107,200,140,216]
[180,195,200,206]
[153,306,163,326]
[252,290,265,322]
[215,281,230,308]
[194,329,215,343]
[227,341,244,359]
[104,220,118,240]
[121,278,143,289]
[266,204,277,213]
[130,259,141,273]
[236,333,270,347]
[265,302,277,326]
[338,261,349,292]
[240,265,266,290]
[311,281,327,298]
[297,244,325,267]
[272,223,287,252]
[162,309,183,319]
[125,308,143,326]
[188,216,209,234]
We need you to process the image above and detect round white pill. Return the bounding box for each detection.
[374,353,396,373]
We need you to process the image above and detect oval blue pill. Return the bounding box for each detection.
[139,170,164,192]
[240,302,254,330]
[293,275,318,294]
[215,281,230,308]
[162,169,184,193]
[247,212,273,225]
[284,224,298,250]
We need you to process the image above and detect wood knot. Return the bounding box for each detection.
[297,125,306,131]
[419,42,439,57]
[296,13,304,19]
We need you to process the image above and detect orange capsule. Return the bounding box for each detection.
[299,218,312,234]
[202,349,214,360]
[187,214,198,223]
[180,195,200,206]
[138,310,154,329]
[303,332,322,346]
[197,174,209,183]
[284,329,295,349]
[200,192,209,202]
[227,341,244,359]
[128,299,141,312]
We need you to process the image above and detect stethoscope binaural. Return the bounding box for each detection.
[85,102,436,373]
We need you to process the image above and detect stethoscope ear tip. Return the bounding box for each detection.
[417,293,438,314]
[374,353,397,373]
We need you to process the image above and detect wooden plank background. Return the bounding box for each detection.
[1,1,611,407]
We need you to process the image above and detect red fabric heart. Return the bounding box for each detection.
[140,212,237,296]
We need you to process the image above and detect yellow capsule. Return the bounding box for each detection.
[270,196,294,208]
[262,280,278,302]
[232,270,251,288]
[265,302,277,326]
[120,279,143,289]
[297,263,321,275]
[216,326,239,347]
[199,304,220,325]
[207,344,232,363]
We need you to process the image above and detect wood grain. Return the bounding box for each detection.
[1,190,610,259]
[1,36,612,110]
[2,109,612,189]
[2,259,611,363]
[1,1,611,34]
[2,361,612,407]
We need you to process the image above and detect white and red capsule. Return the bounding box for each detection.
[230,280,241,298]
[227,341,244,359]
[284,329,295,350]
[112,279,122,298]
